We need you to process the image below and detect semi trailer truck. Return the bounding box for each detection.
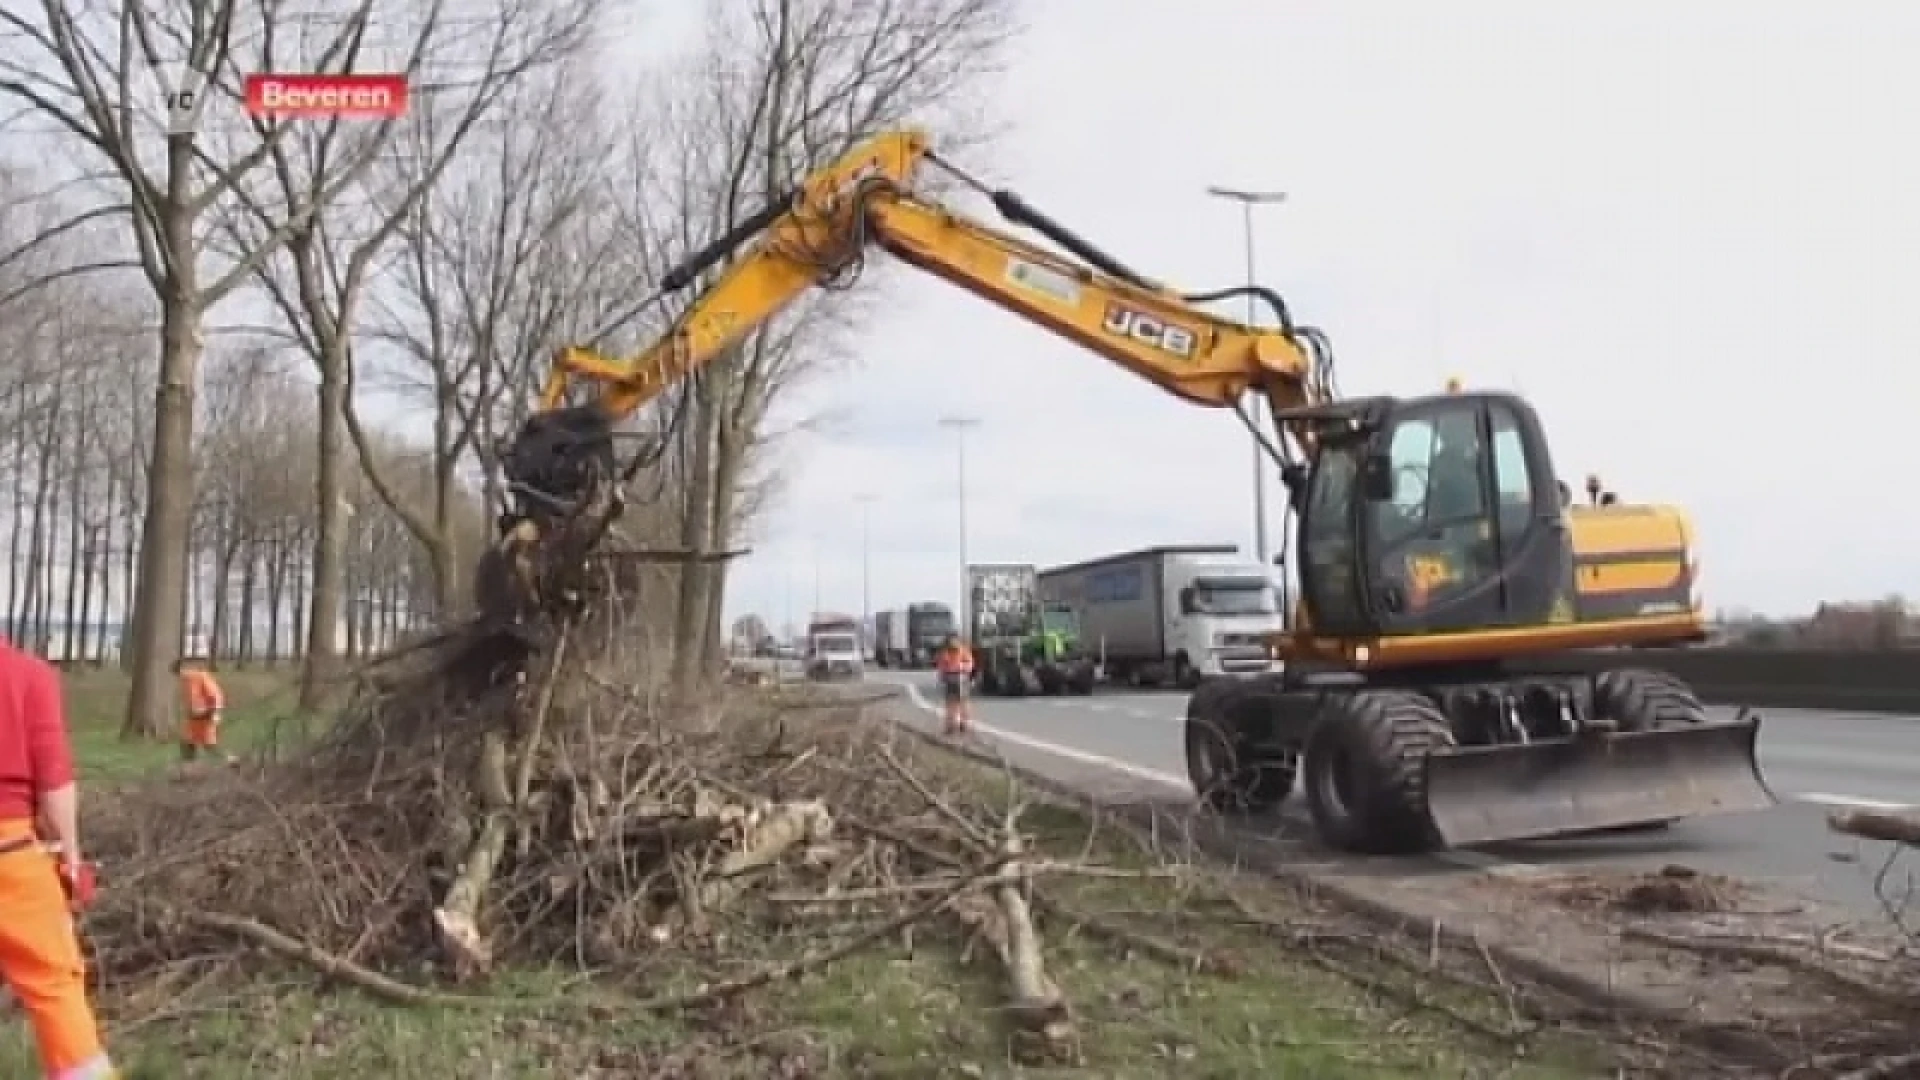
[1038,545,1281,688]
[905,602,955,667]
[872,609,910,667]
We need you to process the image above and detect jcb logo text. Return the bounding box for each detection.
[1103,305,1196,358]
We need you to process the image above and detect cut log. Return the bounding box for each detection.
[951,829,1077,1065]
[1828,808,1920,847]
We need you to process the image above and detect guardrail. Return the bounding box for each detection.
[1506,648,1920,714]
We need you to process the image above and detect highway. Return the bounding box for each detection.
[872,672,1920,919]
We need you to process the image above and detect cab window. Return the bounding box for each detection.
[1369,405,1497,614]
[1490,404,1534,544]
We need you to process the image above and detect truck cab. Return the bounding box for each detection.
[1168,557,1283,680]
[806,615,865,681]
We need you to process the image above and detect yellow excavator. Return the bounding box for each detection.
[475,128,1774,855]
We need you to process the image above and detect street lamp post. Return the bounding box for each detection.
[853,493,877,651]
[937,414,980,637]
[1206,185,1287,566]
[812,534,823,617]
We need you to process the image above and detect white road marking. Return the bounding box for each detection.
[1792,792,1915,812]
[902,684,1188,790]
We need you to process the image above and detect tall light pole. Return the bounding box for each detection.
[853,493,877,647]
[1206,185,1287,566]
[938,414,980,637]
[811,533,823,617]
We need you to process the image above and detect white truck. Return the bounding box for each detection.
[805,613,864,681]
[1038,545,1281,689]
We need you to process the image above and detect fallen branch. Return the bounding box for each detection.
[1838,1050,1920,1080]
[182,910,450,1007]
[629,855,1012,1013]
[960,815,1077,1065]
[1620,925,1916,1013]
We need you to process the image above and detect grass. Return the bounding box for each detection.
[61,665,312,785]
[23,672,1628,1078]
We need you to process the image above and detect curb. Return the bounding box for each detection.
[846,683,1782,1065]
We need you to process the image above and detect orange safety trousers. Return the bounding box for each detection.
[0,819,114,1079]
[182,714,219,749]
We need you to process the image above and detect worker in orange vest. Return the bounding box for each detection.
[0,636,116,1078]
[173,658,231,764]
[934,634,975,736]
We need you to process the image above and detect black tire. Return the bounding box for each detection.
[1594,667,1708,732]
[1590,668,1708,833]
[1068,667,1096,695]
[1185,680,1295,814]
[1174,655,1200,690]
[1037,666,1065,695]
[1303,690,1452,855]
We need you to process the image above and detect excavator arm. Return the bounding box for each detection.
[481,128,1335,622]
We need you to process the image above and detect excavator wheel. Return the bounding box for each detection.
[1595,667,1709,732]
[1185,679,1295,814]
[1302,690,1452,855]
[1587,668,1711,834]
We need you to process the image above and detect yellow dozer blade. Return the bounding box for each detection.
[1421,715,1774,848]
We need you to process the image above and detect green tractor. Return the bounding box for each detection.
[969,563,1098,697]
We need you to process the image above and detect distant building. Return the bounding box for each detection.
[1800,599,1919,649]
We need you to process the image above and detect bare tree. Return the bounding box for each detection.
[221,0,604,707]
[0,0,419,735]
[607,0,1014,690]
[361,62,664,620]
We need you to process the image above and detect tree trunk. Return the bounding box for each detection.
[7,420,26,641]
[117,489,138,670]
[670,377,721,692]
[700,411,746,679]
[266,528,288,663]
[238,539,258,665]
[76,523,98,666]
[210,534,238,664]
[121,261,203,738]
[61,410,86,663]
[301,362,349,708]
[24,412,57,655]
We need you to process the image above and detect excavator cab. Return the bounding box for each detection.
[1293,390,1573,641]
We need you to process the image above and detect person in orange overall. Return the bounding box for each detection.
[934,634,975,736]
[173,658,230,764]
[0,637,115,1078]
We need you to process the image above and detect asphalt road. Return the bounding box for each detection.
[876,673,1920,920]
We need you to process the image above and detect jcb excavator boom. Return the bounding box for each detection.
[525,129,1323,442]
[481,128,1771,857]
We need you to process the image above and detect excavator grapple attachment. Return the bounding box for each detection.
[1419,716,1774,848]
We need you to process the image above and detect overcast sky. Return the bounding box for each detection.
[649,2,1919,631]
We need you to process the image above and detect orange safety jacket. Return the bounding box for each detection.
[180,668,225,719]
[935,645,974,676]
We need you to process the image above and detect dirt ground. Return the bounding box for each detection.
[1294,855,1920,1077]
